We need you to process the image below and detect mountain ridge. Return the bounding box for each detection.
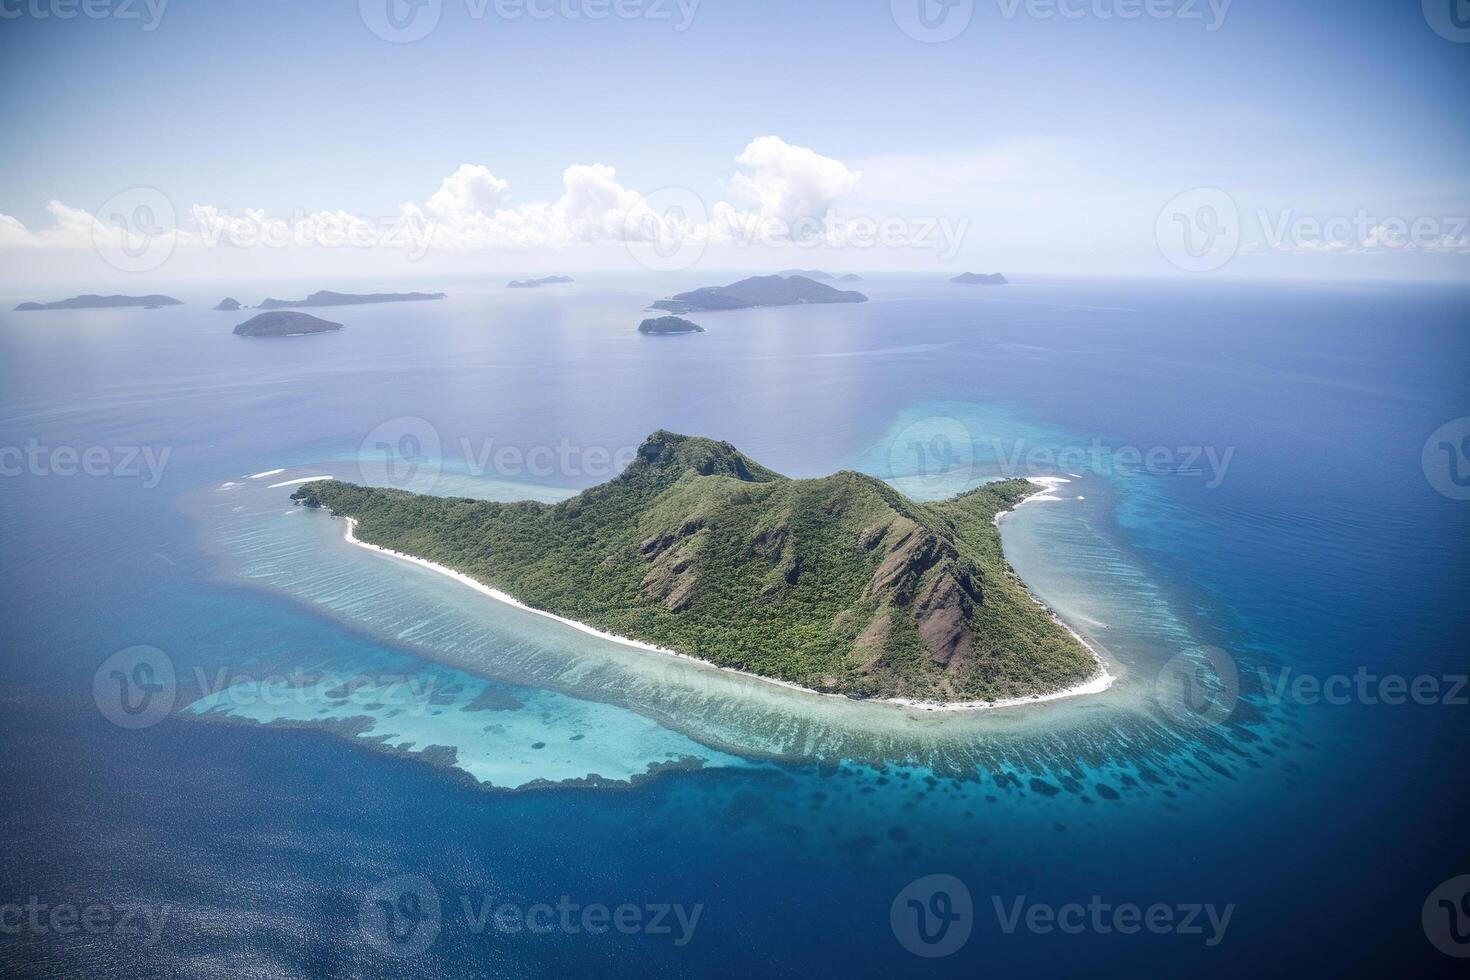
[291,432,1097,702]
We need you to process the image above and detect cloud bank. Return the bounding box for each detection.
[0,137,866,256]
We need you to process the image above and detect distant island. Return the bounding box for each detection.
[651,275,868,314]
[233,311,344,337]
[14,294,182,311]
[507,276,575,288]
[291,432,1100,704]
[778,269,863,283]
[951,273,1008,285]
[639,315,704,335]
[214,298,242,311]
[256,290,446,310]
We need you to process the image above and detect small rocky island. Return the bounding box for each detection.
[256,290,446,310]
[290,431,1099,704]
[639,315,704,335]
[778,269,863,283]
[507,276,574,288]
[14,294,183,311]
[951,272,1008,285]
[214,297,242,311]
[233,311,344,337]
[651,275,867,314]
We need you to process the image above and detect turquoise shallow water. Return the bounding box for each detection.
[1,276,1465,976]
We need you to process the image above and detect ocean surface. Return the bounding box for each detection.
[1,275,1466,976]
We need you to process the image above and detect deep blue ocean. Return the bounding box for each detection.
[1,275,1466,977]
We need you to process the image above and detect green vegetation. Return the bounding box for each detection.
[291,432,1097,702]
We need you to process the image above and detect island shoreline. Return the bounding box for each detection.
[324,479,1115,713]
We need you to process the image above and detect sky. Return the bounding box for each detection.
[1,0,1468,286]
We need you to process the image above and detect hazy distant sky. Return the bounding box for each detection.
[1,0,1467,284]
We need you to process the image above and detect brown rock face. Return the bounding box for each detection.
[862,522,983,671]
[638,514,705,610]
[914,561,981,670]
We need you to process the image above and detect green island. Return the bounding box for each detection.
[290,432,1098,703]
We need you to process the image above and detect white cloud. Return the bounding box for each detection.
[0,137,867,256]
[723,135,860,235]
[425,164,512,220]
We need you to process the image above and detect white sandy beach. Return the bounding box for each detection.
[329,473,1115,712]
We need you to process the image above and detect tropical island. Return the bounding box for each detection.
[233,311,344,337]
[289,432,1100,704]
[651,274,868,314]
[256,290,446,309]
[507,276,575,288]
[14,294,183,311]
[639,315,704,335]
[778,269,863,283]
[214,297,242,311]
[951,272,1008,285]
